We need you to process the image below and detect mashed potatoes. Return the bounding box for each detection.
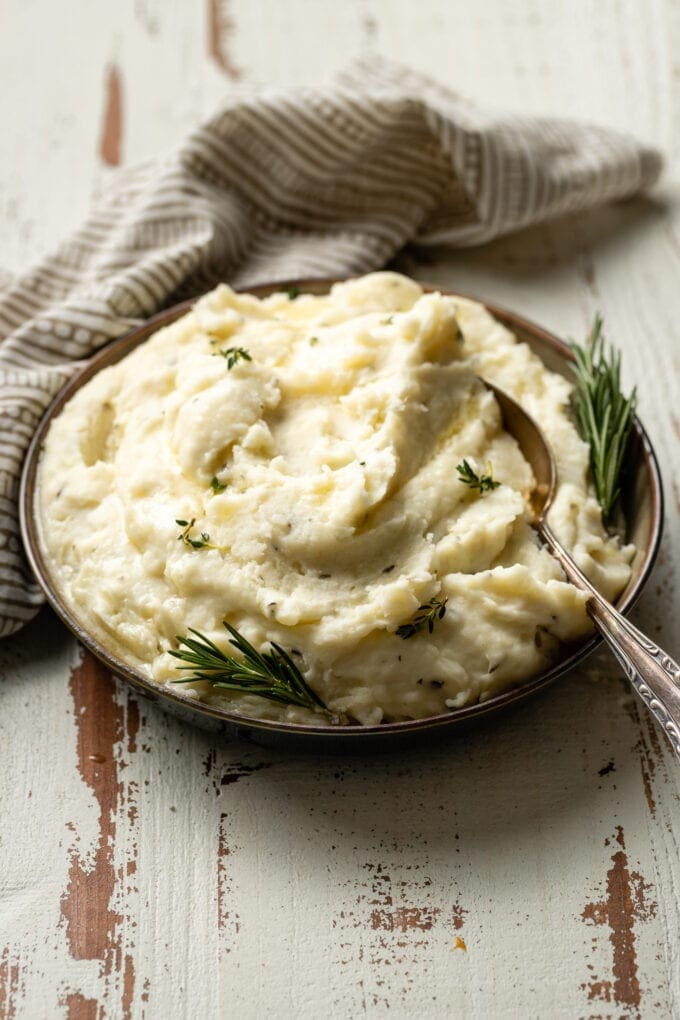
[37,273,633,725]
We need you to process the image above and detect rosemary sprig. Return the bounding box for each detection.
[457,459,500,494]
[176,518,216,550]
[570,315,637,523]
[396,597,448,640]
[217,346,251,369]
[170,620,329,713]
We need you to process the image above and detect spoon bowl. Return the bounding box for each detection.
[484,382,556,522]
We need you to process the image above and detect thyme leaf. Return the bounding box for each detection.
[396,597,448,640]
[217,346,251,370]
[456,459,500,493]
[176,518,216,550]
[170,620,329,714]
[210,476,226,494]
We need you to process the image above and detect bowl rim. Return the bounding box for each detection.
[19,277,665,740]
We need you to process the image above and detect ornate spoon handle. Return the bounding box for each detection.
[542,524,680,760]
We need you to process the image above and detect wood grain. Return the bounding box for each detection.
[0,1,679,1017]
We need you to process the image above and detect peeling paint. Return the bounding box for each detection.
[203,746,272,790]
[580,827,658,1013]
[99,64,123,166]
[0,946,22,1019]
[122,953,135,1017]
[371,905,440,932]
[61,653,125,961]
[330,857,468,1007]
[218,761,272,790]
[451,903,468,930]
[211,758,272,942]
[207,0,241,79]
[60,650,144,1019]
[216,811,241,947]
[63,991,99,1019]
[217,811,229,930]
[582,977,612,1003]
[203,748,216,777]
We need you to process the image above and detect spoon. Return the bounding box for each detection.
[488,381,680,760]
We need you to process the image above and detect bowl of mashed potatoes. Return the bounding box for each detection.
[21,273,663,747]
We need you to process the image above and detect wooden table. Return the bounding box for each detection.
[1,2,679,1017]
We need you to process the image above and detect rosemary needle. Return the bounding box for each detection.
[570,315,637,523]
[170,620,329,714]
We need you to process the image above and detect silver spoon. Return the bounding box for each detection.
[488,382,680,759]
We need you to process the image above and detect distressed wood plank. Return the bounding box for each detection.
[0,1,678,1018]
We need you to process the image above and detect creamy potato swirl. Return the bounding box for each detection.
[38,273,633,724]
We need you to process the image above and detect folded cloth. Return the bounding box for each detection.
[0,58,661,637]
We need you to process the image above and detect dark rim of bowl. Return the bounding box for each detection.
[19,278,664,739]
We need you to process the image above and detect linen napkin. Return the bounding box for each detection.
[0,59,661,637]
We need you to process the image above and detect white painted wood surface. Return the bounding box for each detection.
[1,2,679,1017]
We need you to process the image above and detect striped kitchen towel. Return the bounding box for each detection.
[0,58,661,636]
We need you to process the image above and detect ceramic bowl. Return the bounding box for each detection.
[20,280,664,750]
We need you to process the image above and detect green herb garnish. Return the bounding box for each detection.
[382,315,394,325]
[170,620,329,713]
[396,597,448,640]
[176,518,216,550]
[285,286,300,300]
[456,459,500,493]
[570,314,637,523]
[217,346,251,369]
[309,336,319,346]
[210,476,226,494]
